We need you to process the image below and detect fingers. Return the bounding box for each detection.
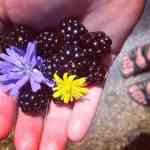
[40,101,72,150]
[5,0,87,28]
[0,92,17,139]
[68,87,102,142]
[14,110,43,150]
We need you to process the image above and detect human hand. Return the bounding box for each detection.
[0,0,145,149]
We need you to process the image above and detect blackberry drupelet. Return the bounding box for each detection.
[0,33,7,51]
[36,31,60,56]
[19,82,51,114]
[59,17,87,45]
[4,25,36,49]
[79,32,112,56]
[37,57,53,80]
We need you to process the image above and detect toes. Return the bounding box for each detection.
[128,80,150,106]
[121,46,150,78]
[128,85,146,105]
[121,55,134,77]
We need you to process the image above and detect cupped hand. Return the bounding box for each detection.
[0,0,145,149]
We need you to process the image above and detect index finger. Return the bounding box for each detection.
[0,92,17,139]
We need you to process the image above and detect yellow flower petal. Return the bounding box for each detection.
[63,73,68,81]
[68,75,76,81]
[64,94,70,103]
[53,91,61,98]
[73,77,87,86]
[54,73,63,84]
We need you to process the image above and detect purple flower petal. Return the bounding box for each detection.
[0,72,23,82]
[0,63,14,74]
[45,80,55,88]
[30,78,41,92]
[0,74,9,81]
[3,79,18,85]
[8,72,24,80]
[6,48,22,62]
[24,42,36,65]
[31,69,46,83]
[30,54,37,68]
[10,46,25,56]
[0,61,14,68]
[0,53,22,68]
[10,75,29,96]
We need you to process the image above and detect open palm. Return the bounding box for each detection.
[0,0,145,149]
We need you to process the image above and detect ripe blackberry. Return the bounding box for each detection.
[19,82,51,115]
[79,32,112,55]
[36,31,60,56]
[4,25,36,49]
[59,17,87,45]
[86,63,107,84]
[72,57,107,84]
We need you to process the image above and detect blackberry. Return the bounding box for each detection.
[59,17,87,45]
[36,31,60,56]
[79,32,112,55]
[72,57,107,84]
[4,25,36,49]
[86,62,107,84]
[19,82,51,115]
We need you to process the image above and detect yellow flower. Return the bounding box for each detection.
[53,72,88,103]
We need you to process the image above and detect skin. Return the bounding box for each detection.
[0,0,145,149]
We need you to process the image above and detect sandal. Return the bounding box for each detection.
[121,45,150,78]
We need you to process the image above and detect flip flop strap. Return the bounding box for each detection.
[139,80,150,105]
[141,45,150,64]
[130,51,142,74]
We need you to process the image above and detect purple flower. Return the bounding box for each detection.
[0,42,54,96]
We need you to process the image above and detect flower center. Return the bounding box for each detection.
[23,63,33,76]
[64,81,72,95]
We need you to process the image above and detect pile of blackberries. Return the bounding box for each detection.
[0,17,112,114]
